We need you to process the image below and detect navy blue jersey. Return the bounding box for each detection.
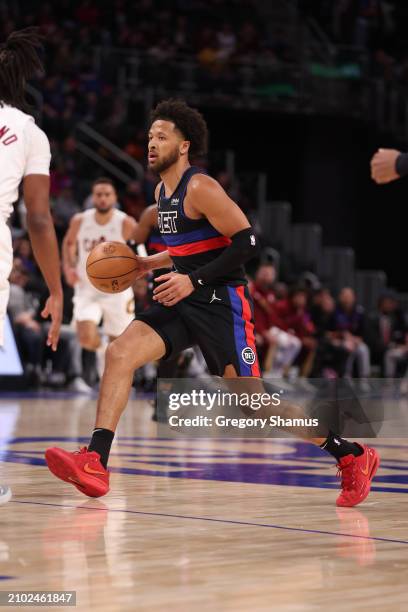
[146,227,166,256]
[157,166,246,286]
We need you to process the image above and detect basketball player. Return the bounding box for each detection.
[62,177,137,377]
[131,204,199,418]
[46,100,379,507]
[0,29,63,505]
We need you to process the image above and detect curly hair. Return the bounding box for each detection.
[150,98,208,158]
[0,27,44,111]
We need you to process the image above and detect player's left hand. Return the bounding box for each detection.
[153,272,194,306]
[41,292,63,351]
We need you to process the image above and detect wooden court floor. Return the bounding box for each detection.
[0,396,407,611]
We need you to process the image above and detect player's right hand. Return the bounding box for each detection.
[41,292,63,351]
[370,148,400,184]
[64,266,79,287]
[134,256,152,279]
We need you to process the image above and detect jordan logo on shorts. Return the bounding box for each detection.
[210,290,221,303]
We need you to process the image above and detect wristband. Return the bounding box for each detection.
[396,152,408,177]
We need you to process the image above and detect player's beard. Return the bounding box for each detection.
[95,205,113,214]
[152,148,180,174]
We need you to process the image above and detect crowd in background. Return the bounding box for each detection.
[0,0,291,135]
[250,261,408,388]
[2,0,277,220]
[3,0,408,390]
[7,217,408,391]
[2,0,404,225]
[301,0,408,85]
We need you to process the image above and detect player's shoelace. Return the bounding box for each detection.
[336,460,356,491]
[74,447,89,455]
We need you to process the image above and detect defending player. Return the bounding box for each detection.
[0,29,63,504]
[46,100,379,507]
[62,177,137,377]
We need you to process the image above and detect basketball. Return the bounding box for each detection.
[86,241,142,293]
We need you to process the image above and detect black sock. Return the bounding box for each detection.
[88,428,114,468]
[320,430,364,462]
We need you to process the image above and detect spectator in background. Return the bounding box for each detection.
[197,27,220,80]
[216,171,251,212]
[143,168,159,204]
[50,161,72,198]
[122,180,146,220]
[329,287,371,379]
[12,237,45,295]
[7,260,44,388]
[237,21,260,59]
[251,262,278,369]
[251,262,302,376]
[366,291,407,377]
[174,15,190,52]
[311,288,350,378]
[52,186,80,229]
[217,23,237,60]
[274,281,289,300]
[14,238,37,276]
[274,286,316,378]
[124,129,146,163]
[132,277,150,313]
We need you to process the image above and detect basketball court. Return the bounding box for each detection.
[0,395,407,611]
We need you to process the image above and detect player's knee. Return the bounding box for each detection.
[106,337,139,370]
[105,339,123,364]
[78,333,97,350]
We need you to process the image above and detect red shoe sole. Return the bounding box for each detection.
[337,449,380,507]
[45,448,109,498]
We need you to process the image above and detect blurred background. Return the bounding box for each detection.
[2,0,408,392]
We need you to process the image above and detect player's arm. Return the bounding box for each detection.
[62,213,82,287]
[370,148,408,184]
[122,214,138,241]
[23,175,62,350]
[137,185,173,272]
[131,204,157,244]
[153,175,259,306]
[23,122,62,350]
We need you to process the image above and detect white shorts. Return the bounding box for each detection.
[0,221,13,347]
[72,286,135,338]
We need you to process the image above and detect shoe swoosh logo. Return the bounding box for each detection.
[84,463,106,475]
[361,455,370,476]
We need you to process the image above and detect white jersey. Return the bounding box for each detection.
[0,104,51,221]
[76,208,128,290]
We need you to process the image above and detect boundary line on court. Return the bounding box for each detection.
[10,500,408,545]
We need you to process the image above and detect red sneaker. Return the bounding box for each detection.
[336,444,380,507]
[45,447,109,498]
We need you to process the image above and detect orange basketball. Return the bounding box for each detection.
[86,241,141,293]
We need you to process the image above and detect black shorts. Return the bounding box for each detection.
[136,284,260,377]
